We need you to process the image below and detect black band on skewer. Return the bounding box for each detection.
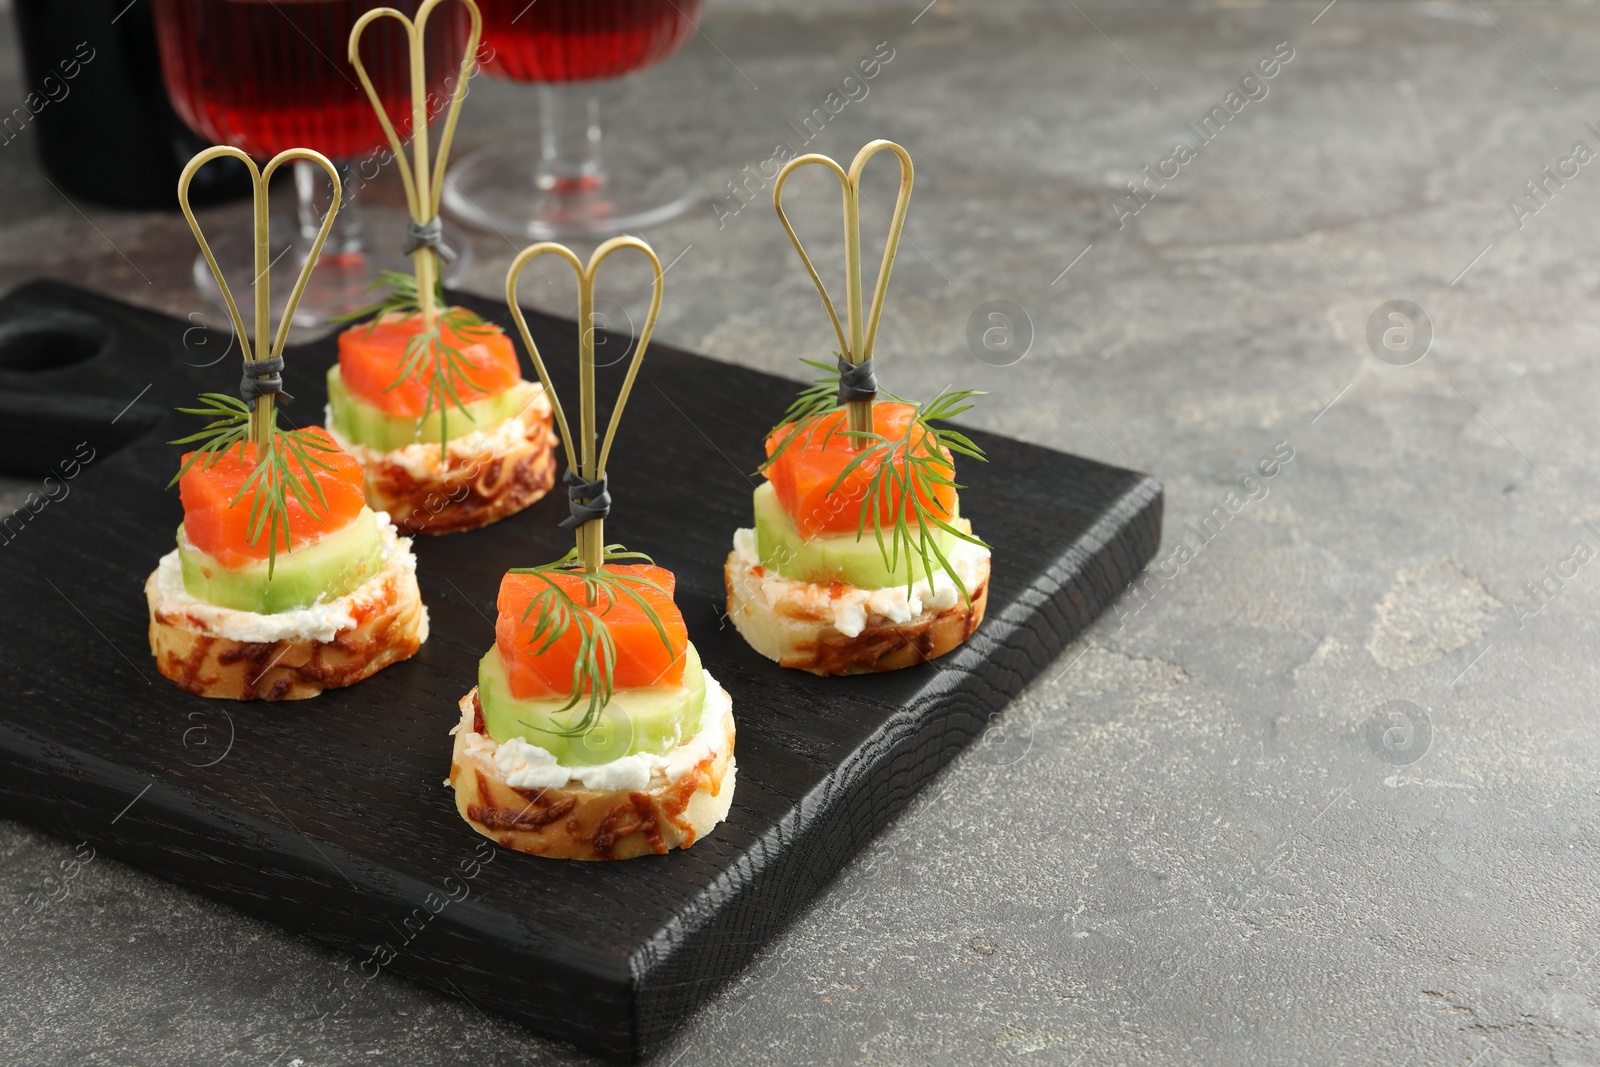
[402,216,458,264]
[837,354,878,405]
[240,355,293,406]
[560,469,611,530]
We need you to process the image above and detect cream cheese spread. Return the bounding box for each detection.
[456,670,733,793]
[727,526,988,637]
[151,511,422,643]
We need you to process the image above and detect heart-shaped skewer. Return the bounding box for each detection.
[178,146,343,447]
[505,237,665,574]
[772,139,914,440]
[349,0,482,334]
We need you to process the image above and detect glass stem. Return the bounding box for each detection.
[537,83,606,194]
[294,158,362,259]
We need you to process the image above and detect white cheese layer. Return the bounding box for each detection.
[152,512,422,644]
[728,526,989,638]
[325,381,551,479]
[456,670,732,794]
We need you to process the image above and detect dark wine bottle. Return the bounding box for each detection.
[10,0,250,209]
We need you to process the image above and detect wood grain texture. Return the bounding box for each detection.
[0,280,1162,1061]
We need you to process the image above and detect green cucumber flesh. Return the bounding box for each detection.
[327,366,535,451]
[751,480,961,589]
[478,642,706,767]
[179,507,384,614]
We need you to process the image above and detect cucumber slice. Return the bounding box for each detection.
[178,507,384,614]
[327,367,536,451]
[752,481,960,589]
[478,642,706,767]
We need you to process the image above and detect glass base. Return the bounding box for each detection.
[442,140,700,239]
[192,206,475,330]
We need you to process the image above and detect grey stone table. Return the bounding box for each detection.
[3,1,1598,1063]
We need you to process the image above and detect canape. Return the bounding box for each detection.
[148,425,427,700]
[335,1,556,535]
[448,559,735,860]
[325,288,558,536]
[153,146,427,700]
[725,140,991,675]
[727,390,990,675]
[446,235,736,859]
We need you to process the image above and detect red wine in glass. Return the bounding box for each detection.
[153,0,460,158]
[444,0,705,238]
[152,0,472,325]
[477,0,700,83]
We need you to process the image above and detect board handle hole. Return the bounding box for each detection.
[0,320,108,373]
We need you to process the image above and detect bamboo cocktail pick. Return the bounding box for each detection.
[772,139,914,446]
[154,147,430,700]
[505,238,665,579]
[349,0,482,340]
[178,147,344,451]
[448,233,733,860]
[174,147,345,576]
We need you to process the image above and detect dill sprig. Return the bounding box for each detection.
[335,271,499,456]
[504,546,674,735]
[836,387,989,602]
[167,394,339,578]
[760,355,857,469]
[330,269,437,326]
[760,366,990,602]
[393,304,495,454]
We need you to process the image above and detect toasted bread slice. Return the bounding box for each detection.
[446,677,737,861]
[330,388,558,536]
[146,533,428,701]
[724,543,989,676]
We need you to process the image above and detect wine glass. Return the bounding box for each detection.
[151,0,474,328]
[442,0,704,239]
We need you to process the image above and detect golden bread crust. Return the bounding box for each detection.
[724,553,989,676]
[447,689,737,861]
[145,562,427,701]
[354,413,558,536]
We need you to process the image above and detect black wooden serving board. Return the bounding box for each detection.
[0,279,1161,1062]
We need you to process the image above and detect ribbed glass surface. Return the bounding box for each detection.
[153,0,464,160]
[476,0,702,84]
